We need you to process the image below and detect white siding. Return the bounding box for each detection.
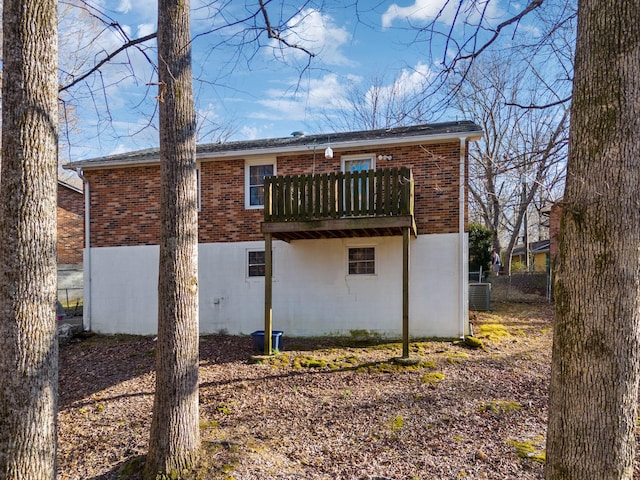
[85,233,467,338]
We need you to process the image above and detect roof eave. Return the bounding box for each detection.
[63,125,482,171]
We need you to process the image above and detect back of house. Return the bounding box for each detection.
[65,121,481,338]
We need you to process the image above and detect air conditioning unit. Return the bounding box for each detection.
[469,283,491,311]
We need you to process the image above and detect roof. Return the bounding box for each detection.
[63,120,482,171]
[58,169,83,193]
[511,240,550,256]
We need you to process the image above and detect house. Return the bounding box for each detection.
[510,240,550,272]
[548,201,562,263]
[57,172,85,312]
[57,174,84,266]
[64,121,482,339]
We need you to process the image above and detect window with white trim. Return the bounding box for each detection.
[348,247,375,275]
[245,159,275,208]
[342,155,375,211]
[248,250,266,277]
[342,155,375,173]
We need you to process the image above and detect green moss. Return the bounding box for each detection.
[447,352,470,363]
[389,415,404,432]
[200,419,218,429]
[478,323,510,340]
[479,400,521,414]
[410,342,432,355]
[508,439,546,464]
[293,355,327,369]
[463,336,484,349]
[421,372,445,385]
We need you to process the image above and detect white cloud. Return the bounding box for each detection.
[108,143,134,155]
[254,73,350,122]
[382,0,500,28]
[269,8,351,66]
[371,62,433,101]
[137,23,155,38]
[116,0,132,14]
[239,125,261,140]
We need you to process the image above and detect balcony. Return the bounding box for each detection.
[261,167,417,241]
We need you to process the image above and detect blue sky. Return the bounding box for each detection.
[59,0,537,161]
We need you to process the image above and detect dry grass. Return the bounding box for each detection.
[58,301,555,479]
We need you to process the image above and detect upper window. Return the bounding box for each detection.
[245,159,275,209]
[348,247,375,275]
[342,155,375,173]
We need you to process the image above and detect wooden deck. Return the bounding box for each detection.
[261,167,417,241]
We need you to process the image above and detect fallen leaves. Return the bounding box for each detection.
[57,302,556,479]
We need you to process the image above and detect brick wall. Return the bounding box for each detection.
[57,184,84,264]
[549,202,562,263]
[86,140,468,248]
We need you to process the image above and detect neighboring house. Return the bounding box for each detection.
[65,121,482,338]
[57,176,84,266]
[57,173,85,311]
[548,201,562,263]
[510,240,551,272]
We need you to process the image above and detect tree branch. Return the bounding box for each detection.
[449,0,545,68]
[59,32,157,92]
[257,0,316,58]
[506,96,572,109]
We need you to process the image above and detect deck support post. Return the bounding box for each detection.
[264,232,273,355]
[402,226,410,358]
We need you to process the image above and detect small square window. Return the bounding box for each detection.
[348,247,375,275]
[248,250,266,277]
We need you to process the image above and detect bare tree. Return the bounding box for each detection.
[141,2,316,476]
[0,0,59,478]
[545,0,640,477]
[408,0,640,476]
[142,0,200,477]
[455,56,569,271]
[320,68,436,132]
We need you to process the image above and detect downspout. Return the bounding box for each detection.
[76,169,91,332]
[458,137,467,339]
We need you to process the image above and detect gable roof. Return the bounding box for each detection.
[511,240,550,256]
[58,169,83,193]
[63,120,482,171]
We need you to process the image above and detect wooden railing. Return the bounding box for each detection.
[264,167,414,222]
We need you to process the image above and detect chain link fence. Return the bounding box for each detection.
[57,287,83,317]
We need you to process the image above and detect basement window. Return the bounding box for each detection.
[348,247,375,275]
[248,250,266,277]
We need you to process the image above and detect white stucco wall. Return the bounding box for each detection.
[85,233,468,338]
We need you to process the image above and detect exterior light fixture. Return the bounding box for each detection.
[324,146,333,159]
[378,154,393,161]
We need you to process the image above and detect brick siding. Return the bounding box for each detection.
[57,184,84,264]
[85,141,469,248]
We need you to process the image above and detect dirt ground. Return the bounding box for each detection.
[58,301,555,479]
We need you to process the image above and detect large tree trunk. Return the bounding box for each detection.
[144,0,200,477]
[0,0,59,478]
[545,1,640,478]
